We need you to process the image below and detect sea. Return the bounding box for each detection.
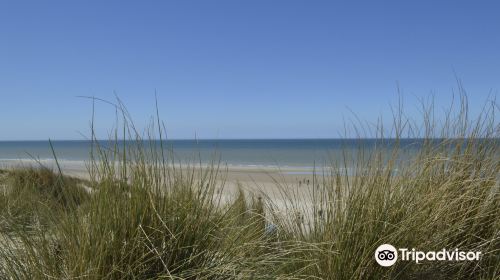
[0,139,425,174]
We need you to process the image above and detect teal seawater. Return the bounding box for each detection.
[0,139,426,169]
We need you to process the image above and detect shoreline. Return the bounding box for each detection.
[0,158,324,224]
[0,158,325,180]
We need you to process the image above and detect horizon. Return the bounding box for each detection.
[0,137,497,142]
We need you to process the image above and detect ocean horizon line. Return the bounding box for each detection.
[0,137,495,142]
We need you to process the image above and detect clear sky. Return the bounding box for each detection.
[0,1,499,140]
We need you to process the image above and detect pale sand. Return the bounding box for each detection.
[0,159,331,224]
[0,159,322,191]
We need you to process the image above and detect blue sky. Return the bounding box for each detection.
[0,1,498,140]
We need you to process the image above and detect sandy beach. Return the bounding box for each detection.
[0,158,320,185]
[0,158,323,209]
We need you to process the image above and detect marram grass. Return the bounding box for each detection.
[0,96,498,279]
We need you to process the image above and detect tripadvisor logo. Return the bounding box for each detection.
[375,244,398,267]
[374,244,481,267]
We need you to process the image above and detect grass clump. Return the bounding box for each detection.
[1,166,307,279]
[269,95,499,279]
[0,167,90,232]
[0,93,498,279]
